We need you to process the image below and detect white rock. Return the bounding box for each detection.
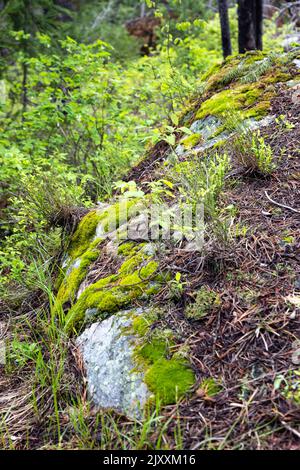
[77,308,150,419]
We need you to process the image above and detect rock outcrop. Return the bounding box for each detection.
[56,49,300,418]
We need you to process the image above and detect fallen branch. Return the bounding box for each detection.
[264,191,300,214]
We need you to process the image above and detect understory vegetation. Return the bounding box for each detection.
[1,0,300,451]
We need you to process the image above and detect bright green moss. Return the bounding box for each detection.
[145,358,195,405]
[100,198,139,233]
[56,246,101,307]
[195,52,294,124]
[117,241,136,256]
[68,200,140,260]
[131,309,159,336]
[198,377,222,397]
[196,83,268,121]
[68,210,103,259]
[203,51,288,92]
[64,258,161,334]
[137,337,168,364]
[131,310,195,406]
[119,251,149,274]
[119,261,158,286]
[180,133,202,149]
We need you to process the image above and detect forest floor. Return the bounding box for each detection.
[1,81,300,450]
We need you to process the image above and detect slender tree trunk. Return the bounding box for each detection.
[21,61,28,119]
[255,0,263,50]
[218,0,232,58]
[238,0,263,53]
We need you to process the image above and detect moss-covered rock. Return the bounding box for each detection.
[62,235,164,334]
[131,310,195,406]
[180,133,203,149]
[145,358,195,405]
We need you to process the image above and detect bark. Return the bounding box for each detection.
[255,0,263,50]
[21,61,28,119]
[238,0,263,53]
[218,0,232,58]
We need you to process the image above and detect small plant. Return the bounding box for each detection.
[168,272,186,300]
[185,287,221,320]
[274,370,300,404]
[197,377,222,398]
[173,151,230,219]
[233,131,275,175]
[7,340,39,369]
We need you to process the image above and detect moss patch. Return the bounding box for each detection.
[131,310,195,406]
[195,51,294,124]
[196,83,271,121]
[145,358,195,405]
[180,133,202,149]
[198,377,222,397]
[68,199,140,260]
[63,245,162,334]
[68,210,103,260]
[56,242,102,307]
[185,287,221,320]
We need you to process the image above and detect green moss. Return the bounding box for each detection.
[64,257,161,334]
[203,51,289,92]
[119,260,158,286]
[137,337,168,364]
[56,245,101,307]
[180,133,202,149]
[100,199,140,233]
[131,310,195,405]
[119,251,149,274]
[195,51,294,124]
[185,287,221,320]
[145,358,195,405]
[131,309,160,336]
[68,210,103,259]
[196,83,269,121]
[68,200,140,260]
[198,377,222,397]
[117,241,136,256]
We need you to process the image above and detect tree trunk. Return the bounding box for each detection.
[21,61,28,119]
[255,0,263,50]
[238,0,263,53]
[218,0,232,59]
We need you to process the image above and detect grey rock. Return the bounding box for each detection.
[77,308,150,418]
[66,257,81,276]
[293,59,300,69]
[283,35,300,52]
[85,308,100,320]
[190,116,221,139]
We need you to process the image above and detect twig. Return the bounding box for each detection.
[264,191,300,214]
[281,421,300,439]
